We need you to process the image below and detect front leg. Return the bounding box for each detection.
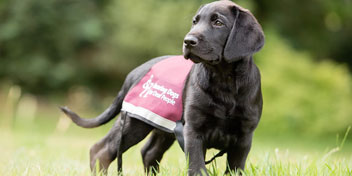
[225,132,253,174]
[184,124,207,176]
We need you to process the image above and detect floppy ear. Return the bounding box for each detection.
[224,6,265,62]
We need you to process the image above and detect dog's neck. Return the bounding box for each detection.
[201,56,253,79]
[194,56,254,95]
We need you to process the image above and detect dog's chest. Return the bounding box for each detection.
[205,76,241,119]
[204,119,239,149]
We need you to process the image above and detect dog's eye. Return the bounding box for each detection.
[214,20,224,27]
[192,16,200,25]
[192,19,197,25]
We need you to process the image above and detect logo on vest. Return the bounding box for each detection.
[139,74,179,105]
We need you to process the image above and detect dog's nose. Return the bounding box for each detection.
[184,35,198,47]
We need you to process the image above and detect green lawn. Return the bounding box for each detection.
[0,118,351,176]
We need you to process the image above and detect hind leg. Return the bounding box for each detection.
[90,115,154,174]
[89,117,119,173]
[141,129,175,175]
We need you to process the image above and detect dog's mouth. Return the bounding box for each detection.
[184,50,202,63]
[184,49,221,65]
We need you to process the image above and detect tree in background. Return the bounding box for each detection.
[0,0,110,94]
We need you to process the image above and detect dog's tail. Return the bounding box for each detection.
[59,91,124,128]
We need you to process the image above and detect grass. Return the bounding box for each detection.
[0,117,351,176]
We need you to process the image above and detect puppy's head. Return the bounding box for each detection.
[183,0,264,64]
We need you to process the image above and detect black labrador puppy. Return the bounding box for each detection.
[60,0,264,175]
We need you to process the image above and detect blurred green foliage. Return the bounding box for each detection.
[0,0,351,136]
[253,0,352,64]
[2,0,350,94]
[0,0,110,94]
[256,31,352,136]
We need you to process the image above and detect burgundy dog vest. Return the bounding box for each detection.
[122,56,193,133]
